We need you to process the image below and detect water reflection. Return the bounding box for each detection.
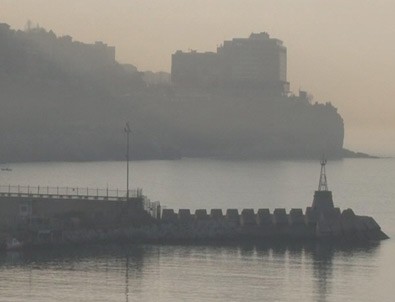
[305,243,380,302]
[0,242,382,302]
[0,244,144,267]
[0,244,146,302]
[308,244,335,302]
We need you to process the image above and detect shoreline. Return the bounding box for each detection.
[0,150,383,165]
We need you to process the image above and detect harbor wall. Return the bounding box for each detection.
[157,207,387,241]
[0,196,149,230]
[0,196,388,246]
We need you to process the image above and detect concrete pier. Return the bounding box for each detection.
[226,209,240,225]
[256,209,272,226]
[289,209,304,225]
[210,209,223,220]
[273,209,288,225]
[240,209,256,226]
[155,202,388,242]
[178,209,192,224]
[195,209,209,220]
[162,209,177,223]
[0,160,389,248]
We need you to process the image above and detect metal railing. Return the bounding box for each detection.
[0,184,143,201]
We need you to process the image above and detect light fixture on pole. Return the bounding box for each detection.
[124,122,131,201]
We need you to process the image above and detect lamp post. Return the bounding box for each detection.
[124,122,131,201]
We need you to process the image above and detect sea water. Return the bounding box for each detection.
[0,158,394,301]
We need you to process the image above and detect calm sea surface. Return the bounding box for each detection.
[0,158,394,301]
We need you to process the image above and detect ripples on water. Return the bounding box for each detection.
[0,242,392,302]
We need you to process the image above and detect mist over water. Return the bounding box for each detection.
[2,1,395,155]
[1,1,395,300]
[0,158,394,301]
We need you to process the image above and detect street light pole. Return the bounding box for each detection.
[124,122,131,201]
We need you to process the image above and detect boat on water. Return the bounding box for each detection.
[1,167,12,172]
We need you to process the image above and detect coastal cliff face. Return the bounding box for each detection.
[168,92,344,159]
[0,23,345,161]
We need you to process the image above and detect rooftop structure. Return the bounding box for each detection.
[171,50,219,89]
[171,32,289,94]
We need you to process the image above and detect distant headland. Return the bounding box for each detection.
[0,22,371,162]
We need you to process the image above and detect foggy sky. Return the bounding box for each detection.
[1,0,395,156]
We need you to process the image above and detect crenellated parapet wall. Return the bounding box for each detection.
[0,163,389,246]
[0,162,388,248]
[156,207,388,241]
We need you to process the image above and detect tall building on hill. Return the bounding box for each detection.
[171,32,289,94]
[218,32,288,92]
[171,50,219,89]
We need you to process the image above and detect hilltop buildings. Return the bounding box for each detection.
[171,32,289,94]
[0,22,116,76]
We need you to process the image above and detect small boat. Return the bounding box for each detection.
[1,167,12,172]
[6,238,24,251]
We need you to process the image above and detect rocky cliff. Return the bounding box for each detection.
[0,23,349,161]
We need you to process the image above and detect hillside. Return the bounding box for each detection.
[0,23,349,162]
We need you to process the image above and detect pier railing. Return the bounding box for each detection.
[0,184,143,201]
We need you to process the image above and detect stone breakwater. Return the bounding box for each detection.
[0,162,388,249]
[52,205,387,246]
[155,206,387,242]
[67,161,385,243]
[160,207,388,241]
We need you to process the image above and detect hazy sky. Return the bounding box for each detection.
[1,0,395,156]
